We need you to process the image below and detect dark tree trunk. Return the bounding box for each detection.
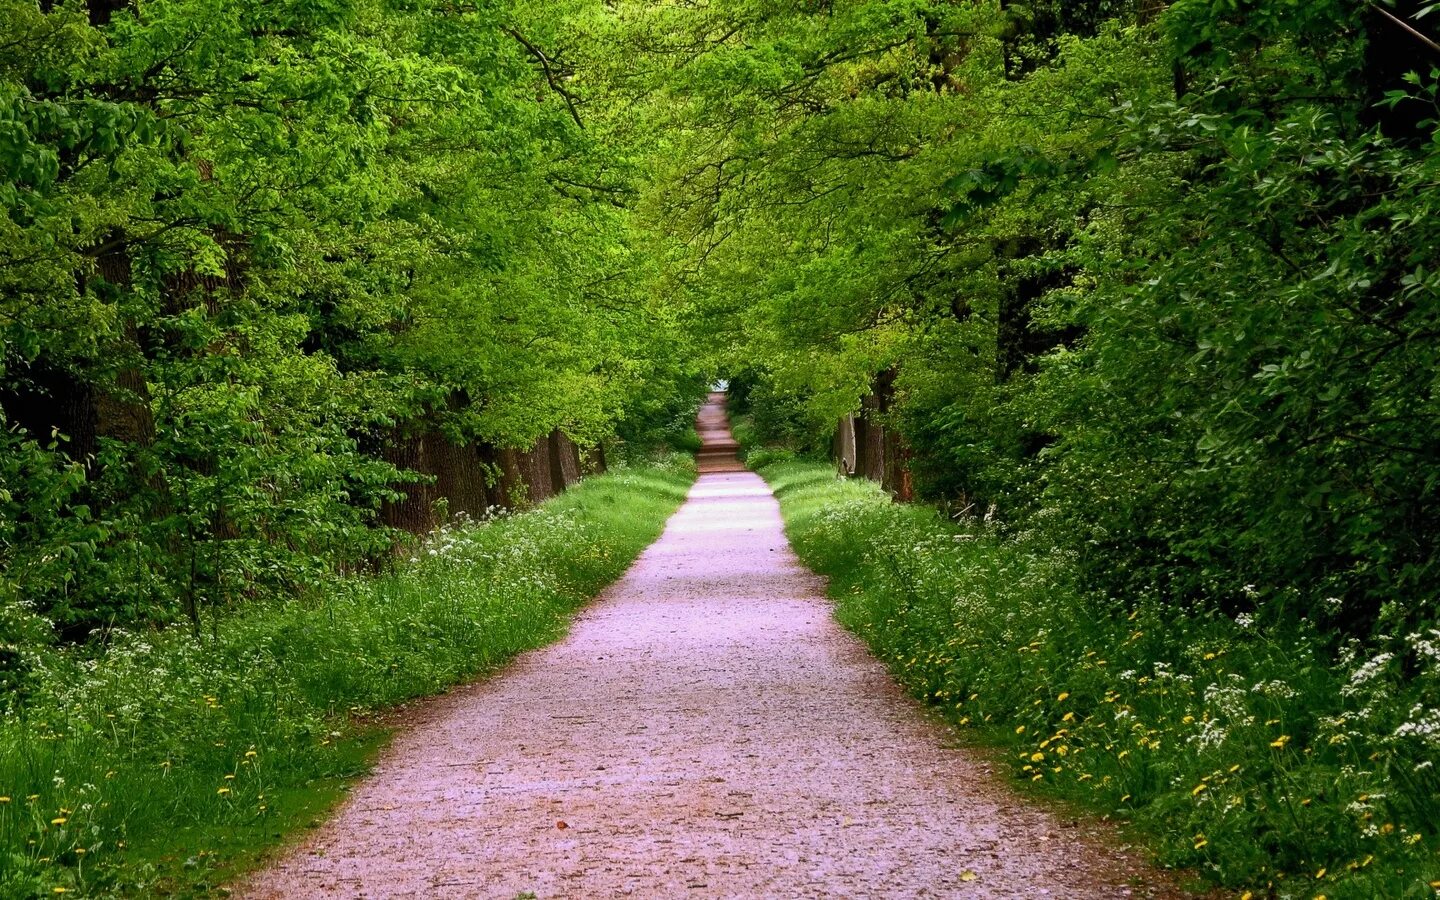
[580,441,607,476]
[882,427,915,502]
[833,414,858,476]
[0,366,99,462]
[379,431,439,534]
[479,445,527,510]
[860,391,886,483]
[853,413,870,482]
[430,433,489,521]
[85,0,129,26]
[548,430,581,491]
[519,437,555,504]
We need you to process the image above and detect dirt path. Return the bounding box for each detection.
[242,393,1181,899]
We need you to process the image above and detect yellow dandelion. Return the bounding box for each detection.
[1062,712,1076,722]
[1015,725,1025,734]
[1192,784,1207,796]
[217,787,231,796]
[1269,735,1290,749]
[50,817,67,826]
[1057,692,1070,702]
[1031,752,1045,763]
[1120,794,1132,803]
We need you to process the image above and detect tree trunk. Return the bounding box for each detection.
[479,445,527,510]
[429,433,489,521]
[833,414,858,476]
[580,441,607,476]
[882,427,915,502]
[548,429,581,491]
[519,436,555,504]
[380,430,440,535]
[860,391,886,483]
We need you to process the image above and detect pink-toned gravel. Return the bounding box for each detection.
[240,394,1185,899]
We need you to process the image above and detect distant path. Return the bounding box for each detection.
[242,393,1179,898]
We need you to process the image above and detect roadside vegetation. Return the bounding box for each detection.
[756,457,1438,899]
[0,457,693,897]
[6,1,1439,897]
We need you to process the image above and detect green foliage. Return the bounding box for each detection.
[0,0,697,638]
[761,458,1440,898]
[0,460,692,897]
[648,0,1438,771]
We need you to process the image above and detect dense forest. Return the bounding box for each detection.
[2,0,1439,896]
[0,0,703,648]
[694,1,1440,895]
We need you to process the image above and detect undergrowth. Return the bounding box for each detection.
[0,457,694,897]
[758,460,1440,900]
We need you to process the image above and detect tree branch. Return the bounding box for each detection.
[502,26,585,130]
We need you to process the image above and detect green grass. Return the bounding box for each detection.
[756,459,1440,900]
[666,425,703,455]
[0,457,694,897]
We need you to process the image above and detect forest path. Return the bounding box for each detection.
[241,393,1179,899]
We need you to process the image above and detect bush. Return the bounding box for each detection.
[758,459,1440,899]
[0,460,692,897]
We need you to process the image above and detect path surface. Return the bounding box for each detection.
[243,394,1180,899]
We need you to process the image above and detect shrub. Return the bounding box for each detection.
[759,459,1440,898]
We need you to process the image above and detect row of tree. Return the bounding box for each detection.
[0,0,701,642]
[7,0,1438,656]
[648,0,1440,642]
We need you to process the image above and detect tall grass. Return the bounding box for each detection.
[758,460,1440,899]
[0,458,694,897]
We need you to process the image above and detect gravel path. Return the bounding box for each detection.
[241,394,1182,899]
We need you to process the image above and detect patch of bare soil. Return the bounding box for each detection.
[240,393,1187,899]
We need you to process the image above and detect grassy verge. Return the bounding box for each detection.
[756,459,1439,900]
[0,456,694,897]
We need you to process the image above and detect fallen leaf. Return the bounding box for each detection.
[556,820,569,830]
[960,870,978,882]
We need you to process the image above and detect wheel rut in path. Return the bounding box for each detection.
[243,392,1183,899]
